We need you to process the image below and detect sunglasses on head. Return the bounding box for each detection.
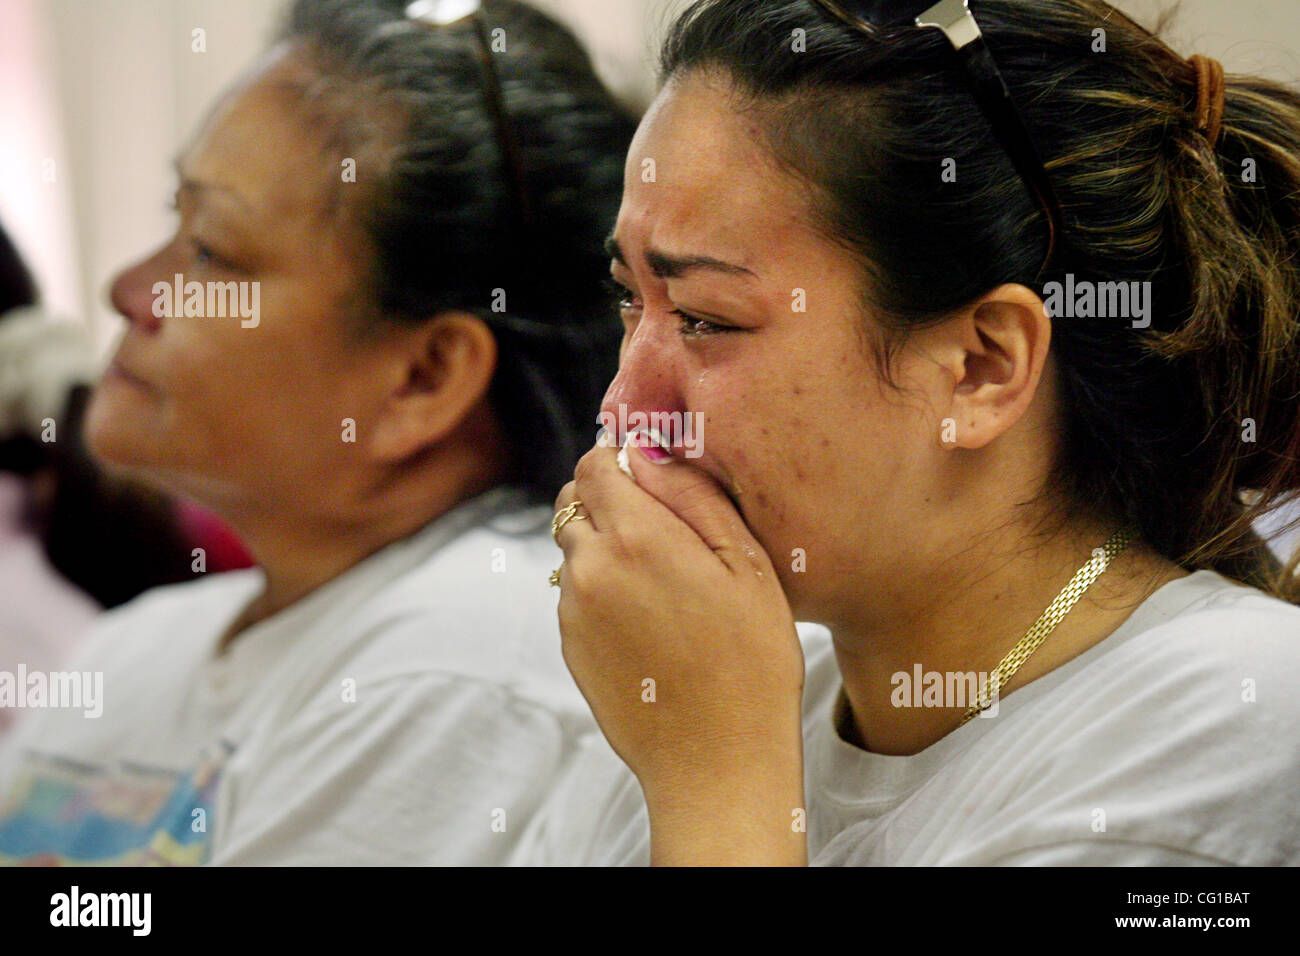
[406,0,534,230]
[810,0,1062,279]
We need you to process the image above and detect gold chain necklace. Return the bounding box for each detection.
[960,526,1133,724]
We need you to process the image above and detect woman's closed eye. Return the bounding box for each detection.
[188,238,239,272]
[604,278,739,337]
[166,198,243,273]
[672,309,737,337]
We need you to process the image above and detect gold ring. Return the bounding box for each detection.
[549,563,563,587]
[551,500,587,543]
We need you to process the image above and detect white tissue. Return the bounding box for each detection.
[617,437,635,480]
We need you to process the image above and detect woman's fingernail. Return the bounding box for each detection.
[633,429,672,463]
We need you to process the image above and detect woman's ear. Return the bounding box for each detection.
[368,311,499,462]
[930,283,1053,451]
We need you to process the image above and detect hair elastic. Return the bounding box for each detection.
[1188,54,1226,146]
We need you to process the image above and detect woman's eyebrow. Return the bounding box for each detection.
[605,234,757,280]
[171,157,252,214]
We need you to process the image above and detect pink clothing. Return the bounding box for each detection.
[174,500,255,572]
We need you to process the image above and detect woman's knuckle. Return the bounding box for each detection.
[553,480,576,513]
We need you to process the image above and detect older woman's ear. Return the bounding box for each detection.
[368,311,500,462]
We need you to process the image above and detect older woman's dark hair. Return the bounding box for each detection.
[280,0,636,501]
[661,0,1300,601]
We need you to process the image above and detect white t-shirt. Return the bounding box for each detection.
[0,485,591,865]
[514,570,1300,865]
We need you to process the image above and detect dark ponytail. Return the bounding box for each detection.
[661,0,1300,601]
[1150,62,1300,595]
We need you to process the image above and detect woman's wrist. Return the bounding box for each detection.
[641,742,808,866]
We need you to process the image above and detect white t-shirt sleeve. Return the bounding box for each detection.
[208,671,567,866]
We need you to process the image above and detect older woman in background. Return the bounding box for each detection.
[0,0,633,864]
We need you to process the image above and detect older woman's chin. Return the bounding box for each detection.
[83,385,158,470]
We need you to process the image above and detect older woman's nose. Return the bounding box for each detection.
[108,249,167,334]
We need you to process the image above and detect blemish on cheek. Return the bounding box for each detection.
[793,384,803,396]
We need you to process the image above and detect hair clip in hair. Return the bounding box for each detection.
[405,0,481,27]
